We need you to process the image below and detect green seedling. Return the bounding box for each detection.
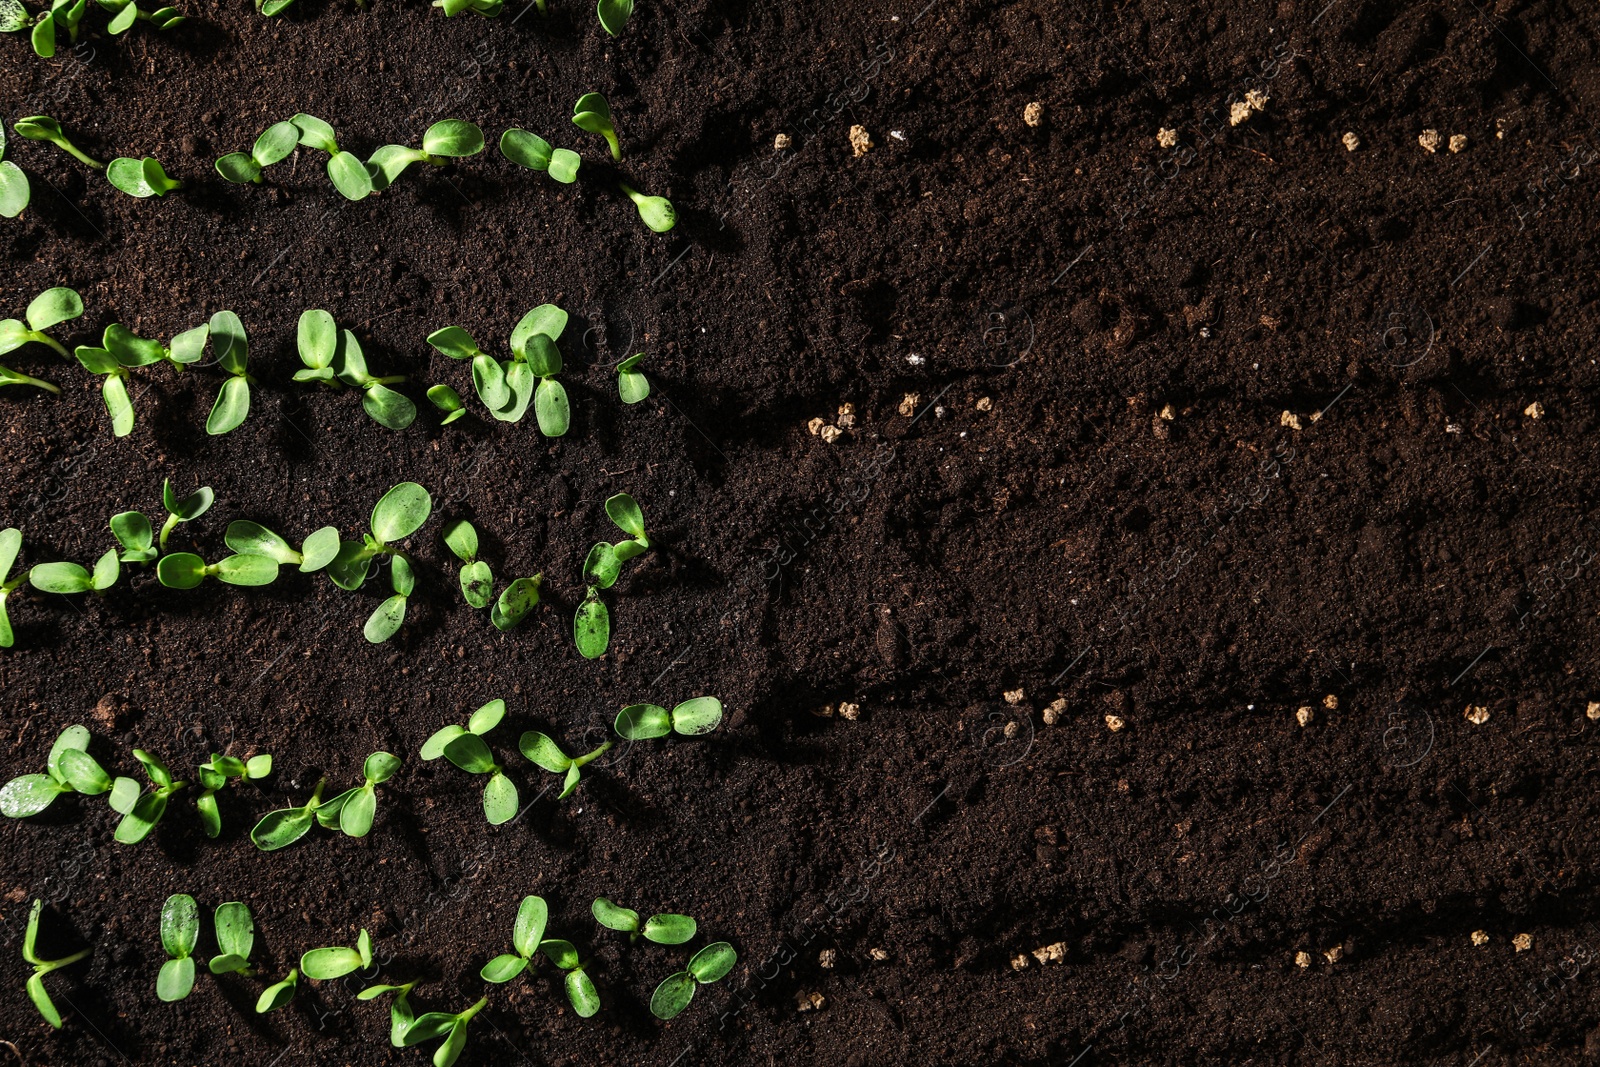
[194,752,272,838]
[14,115,102,169]
[215,120,299,184]
[358,980,417,1047]
[614,697,723,740]
[499,129,580,183]
[0,120,27,219]
[0,724,111,817]
[605,491,650,560]
[596,0,630,35]
[0,527,28,647]
[444,520,492,609]
[225,521,342,573]
[6,0,87,59]
[73,321,212,437]
[327,481,432,592]
[518,730,612,800]
[296,312,416,429]
[650,942,736,1019]
[364,554,414,643]
[491,574,541,632]
[620,182,676,232]
[159,478,212,549]
[204,310,253,435]
[156,893,199,1002]
[0,363,54,391]
[616,352,648,404]
[109,748,185,844]
[28,549,118,595]
[428,383,466,424]
[315,751,400,836]
[1,287,83,359]
[420,699,518,824]
[156,551,280,589]
[208,901,256,976]
[250,778,327,851]
[256,968,297,1013]
[539,939,600,1017]
[400,995,488,1067]
[572,94,619,161]
[258,0,360,20]
[109,511,155,563]
[301,929,373,980]
[479,895,547,982]
[97,0,185,35]
[368,120,484,192]
[592,897,696,945]
[432,0,500,16]
[290,114,372,201]
[426,302,568,433]
[106,155,182,198]
[22,900,89,1028]
[574,542,618,659]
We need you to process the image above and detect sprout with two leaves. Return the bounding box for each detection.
[614,697,724,740]
[315,751,400,837]
[215,120,299,184]
[499,129,580,184]
[650,942,737,1019]
[444,520,492,609]
[225,520,342,574]
[4,0,87,58]
[22,900,89,1028]
[400,995,489,1067]
[605,492,650,561]
[27,547,118,597]
[364,553,415,644]
[157,551,280,590]
[368,120,484,192]
[208,901,257,976]
[73,320,217,437]
[295,310,417,430]
[518,730,611,800]
[1,287,82,392]
[109,748,185,844]
[156,893,200,1002]
[256,968,298,1013]
[250,778,329,851]
[194,752,272,838]
[290,114,373,201]
[157,479,213,550]
[201,310,253,435]
[106,155,181,199]
[13,116,101,169]
[0,527,29,647]
[616,352,648,404]
[572,94,620,161]
[301,929,373,980]
[97,0,184,36]
[0,724,111,818]
[426,303,569,435]
[591,897,697,945]
[427,383,466,424]
[574,542,618,659]
[358,979,418,1047]
[420,699,519,824]
[539,939,600,1017]
[327,483,431,642]
[480,895,547,983]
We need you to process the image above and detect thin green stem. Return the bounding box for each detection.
[372,374,406,385]
[34,334,70,359]
[158,513,179,550]
[3,369,60,393]
[571,741,613,769]
[459,996,488,1023]
[36,948,91,974]
[54,138,104,170]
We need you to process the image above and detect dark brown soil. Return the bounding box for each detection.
[5,0,1600,1063]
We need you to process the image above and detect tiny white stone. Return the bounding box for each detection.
[1342,131,1360,152]
[906,353,925,366]
[1156,127,1178,148]
[1514,933,1533,952]
[1449,133,1468,153]
[890,130,907,141]
[1465,705,1490,725]
[1418,129,1442,153]
[1230,101,1252,126]
[1471,930,1490,946]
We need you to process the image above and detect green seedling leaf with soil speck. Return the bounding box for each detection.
[614,696,723,740]
[518,730,611,800]
[0,527,30,647]
[194,752,271,838]
[13,115,101,168]
[208,901,256,976]
[106,155,181,198]
[538,938,600,1017]
[1,286,82,359]
[1,724,110,817]
[367,120,484,192]
[327,481,431,593]
[289,114,372,200]
[572,93,620,160]
[574,542,618,658]
[650,941,736,1019]
[499,129,580,183]
[215,120,298,183]
[480,895,547,982]
[156,893,199,1001]
[301,929,373,980]
[28,548,118,595]
[250,777,327,851]
[315,751,399,836]
[109,748,185,844]
[620,182,676,232]
[428,383,466,423]
[592,897,697,944]
[616,352,648,403]
[605,492,650,560]
[444,519,493,608]
[255,968,297,1012]
[491,574,541,631]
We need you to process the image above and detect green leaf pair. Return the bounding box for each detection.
[357,979,417,1047]
[574,544,616,660]
[364,554,414,644]
[290,114,373,201]
[256,968,298,1012]
[0,724,111,818]
[572,93,620,161]
[649,942,737,1019]
[225,520,341,573]
[443,519,492,608]
[194,752,272,838]
[302,928,373,980]
[14,115,102,169]
[498,129,580,184]
[156,893,200,1001]
[592,897,696,944]
[106,155,181,198]
[616,352,649,403]
[315,751,400,836]
[96,0,184,35]
[74,316,240,437]
[295,309,417,430]
[614,696,723,740]
[367,120,484,192]
[432,0,500,16]
[159,478,213,549]
[156,551,280,589]
[399,995,488,1067]
[0,527,29,647]
[7,0,85,58]
[1,286,83,360]
[22,900,90,1028]
[28,548,118,595]
[109,748,185,844]
[427,383,466,424]
[491,574,541,631]
[426,302,569,435]
[208,900,256,976]
[326,481,432,596]
[518,730,612,800]
[606,491,650,560]
[214,120,298,184]
[250,778,328,851]
[479,894,547,982]
[203,310,252,434]
[537,937,601,1017]
[420,699,518,824]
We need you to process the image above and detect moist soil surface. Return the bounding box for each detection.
[4,0,1600,1063]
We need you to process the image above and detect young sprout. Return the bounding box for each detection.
[225,521,342,573]
[432,0,500,16]
[616,352,648,404]
[606,492,650,560]
[301,929,373,980]
[109,748,185,844]
[480,895,546,982]
[596,0,631,35]
[499,129,580,184]
[14,115,102,169]
[0,121,27,219]
[491,575,541,632]
[574,542,618,659]
[156,893,199,1002]
[73,322,210,436]
[572,94,620,161]
[256,968,298,1013]
[0,363,55,391]
[22,899,90,1029]
[208,901,256,976]
[194,752,272,838]
[591,898,697,944]
[0,724,111,817]
[444,520,492,609]
[297,312,417,429]
[327,481,432,591]
[250,778,327,851]
[159,479,213,549]
[290,114,372,201]
[106,156,182,198]
[358,980,418,1047]
[215,120,299,184]
[614,697,723,740]
[650,942,737,1020]
[517,730,612,799]
[315,751,400,836]
[538,939,600,1017]
[427,303,567,433]
[420,699,518,824]
[27,548,118,596]
[4,0,87,58]
[0,527,28,647]
[1,286,83,359]
[367,120,484,192]
[364,554,414,643]
[109,512,155,563]
[96,0,185,35]
[204,310,253,435]
[156,551,281,589]
[620,182,677,232]
[428,384,466,424]
[400,995,488,1067]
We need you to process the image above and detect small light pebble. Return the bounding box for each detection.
[1295,951,1312,968]
[1465,705,1490,725]
[797,991,826,1011]
[1472,930,1490,946]
[1023,101,1044,127]
[820,425,843,444]
[1032,942,1067,964]
[906,353,925,366]
[1323,694,1339,710]
[1587,701,1600,721]
[807,417,825,435]
[1156,127,1178,148]
[1524,401,1544,419]
[1158,404,1175,421]
[1230,101,1253,126]
[1324,945,1343,964]
[1010,954,1029,971]
[1105,714,1125,732]
[1449,133,1468,153]
[870,948,889,961]
[1245,89,1269,112]
[1003,688,1025,705]
[1043,698,1067,725]
[975,396,993,412]
[1296,706,1314,728]
[836,402,856,428]
[1342,131,1360,152]
[838,702,860,721]
[1419,129,1442,153]
[774,133,792,150]
[849,125,873,157]
[1514,933,1533,952]
[898,393,920,417]
[934,405,946,419]
[1280,411,1302,430]
[818,949,836,968]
